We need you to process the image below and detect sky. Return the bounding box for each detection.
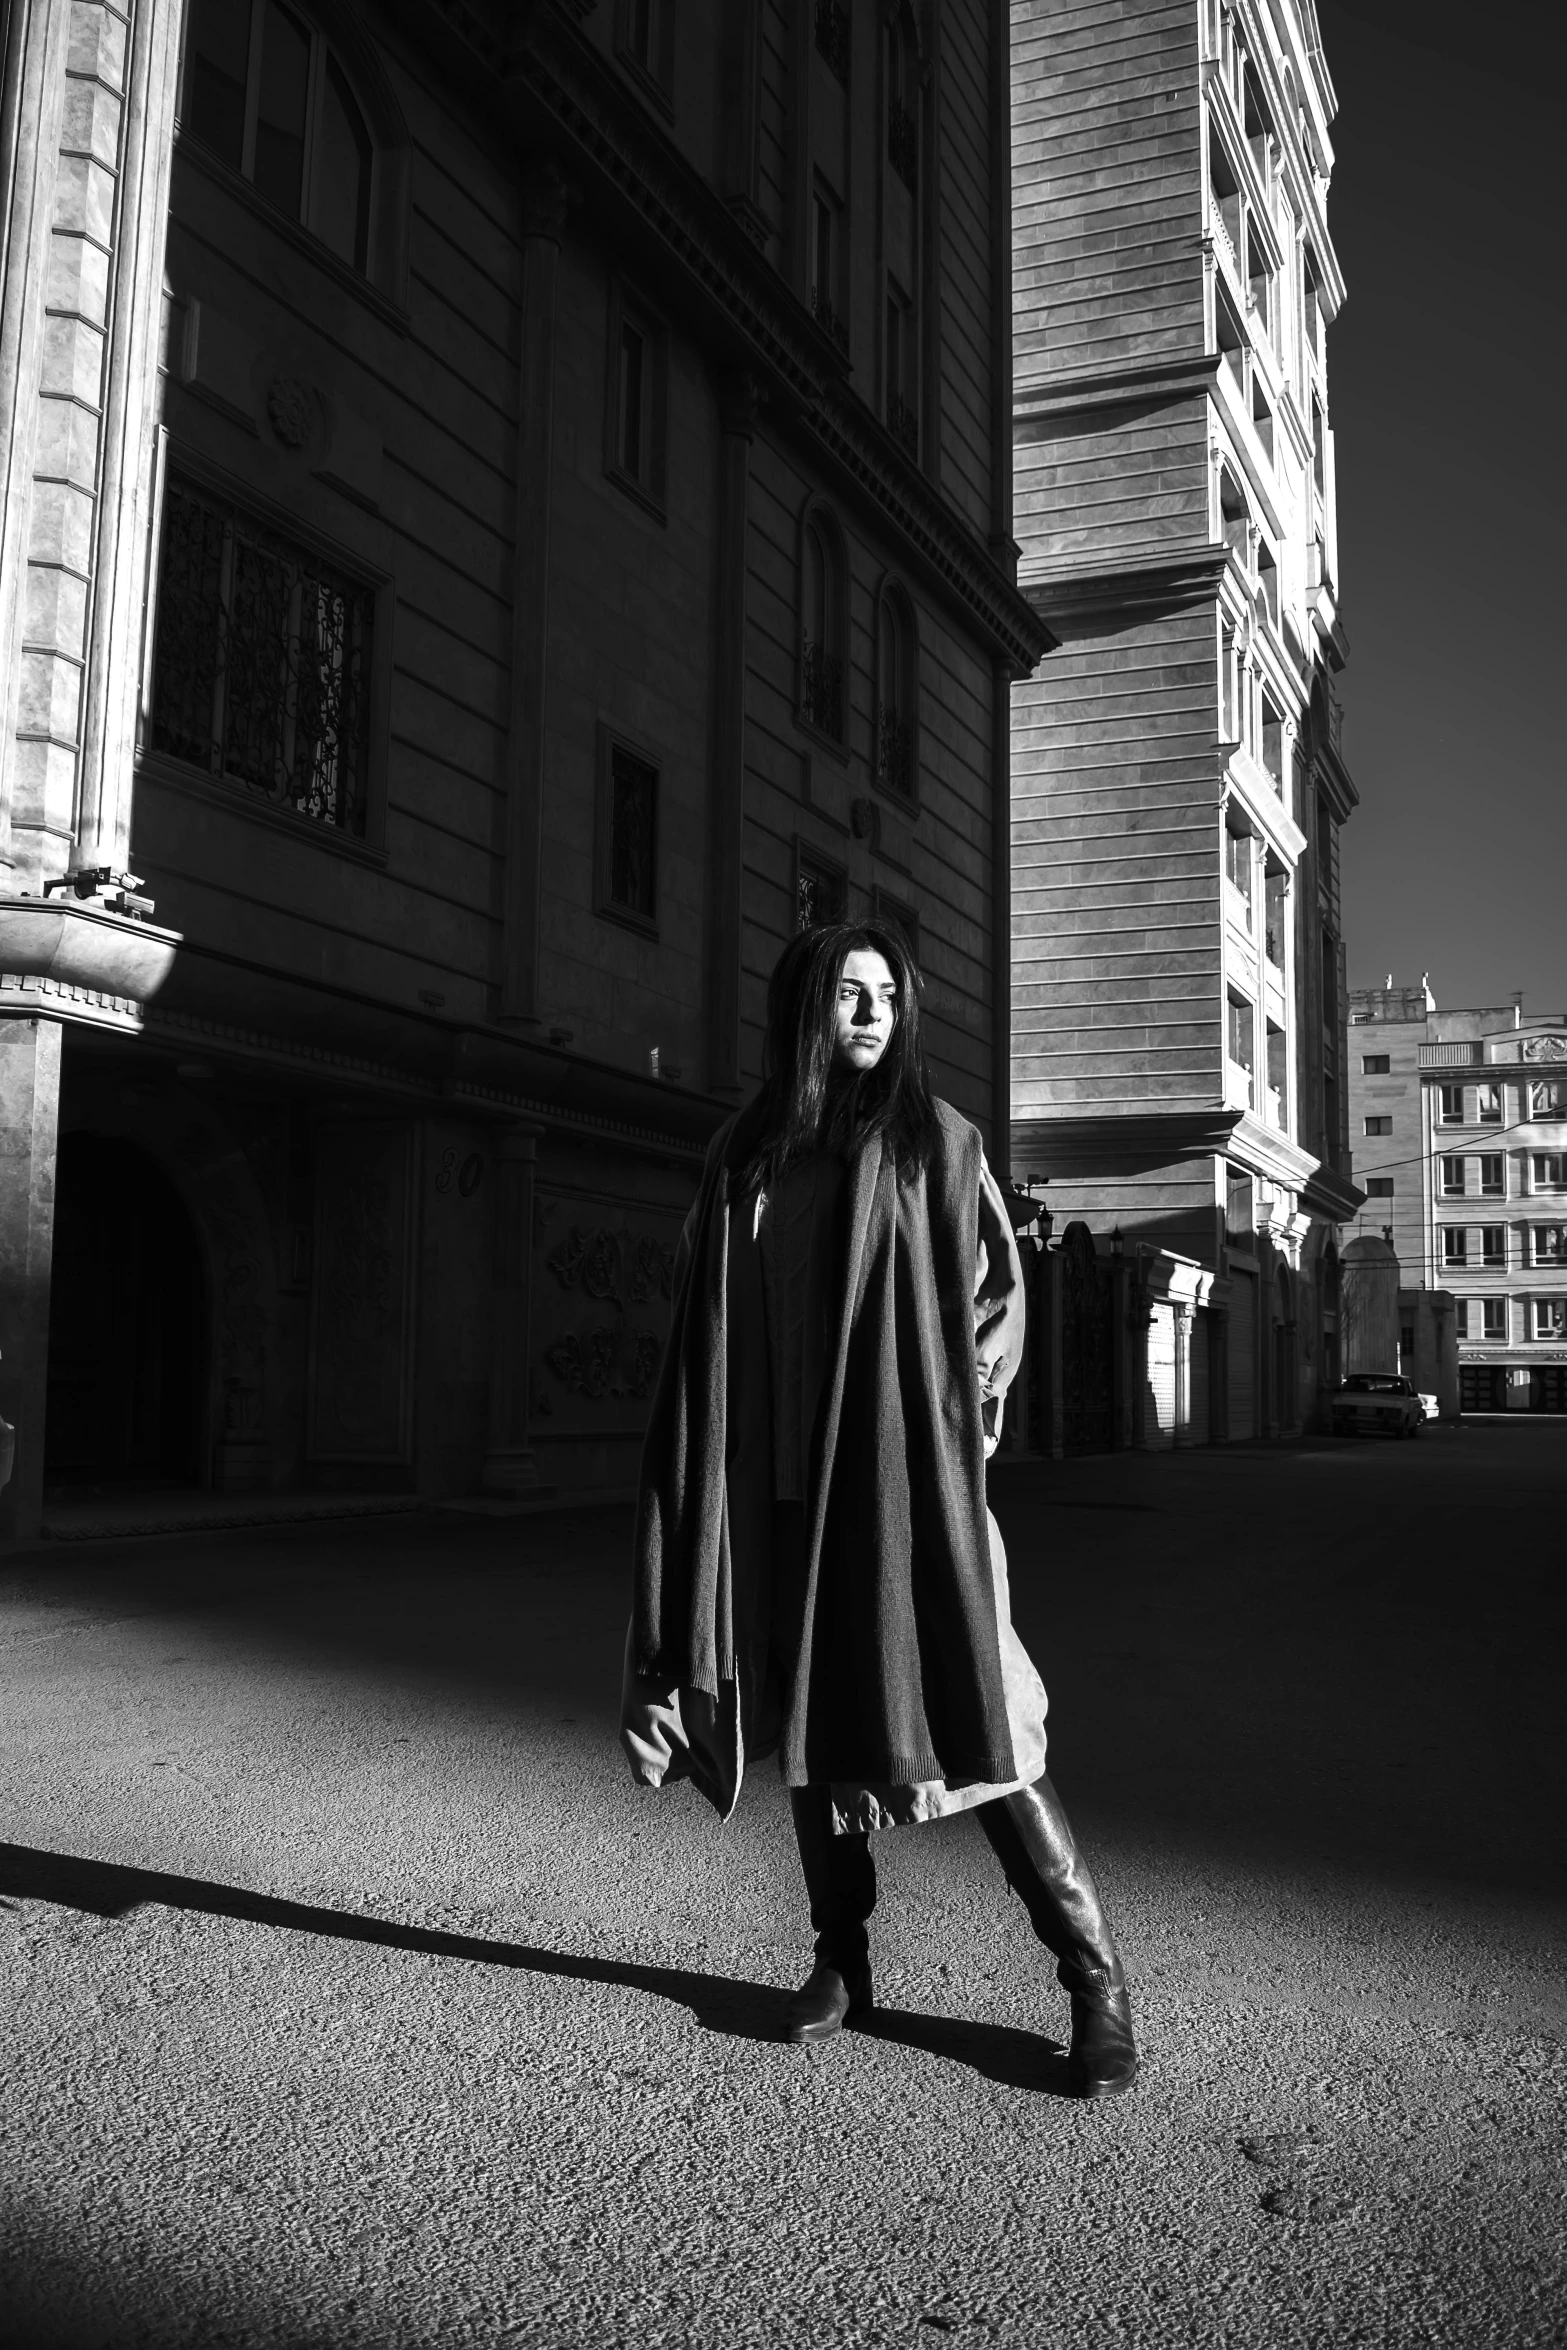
[1314,0,1565,1017]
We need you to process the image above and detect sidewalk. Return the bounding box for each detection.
[2,1435,1564,2348]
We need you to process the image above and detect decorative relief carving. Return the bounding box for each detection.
[532,1189,685,1427]
[266,376,316,448]
[1522,1035,1567,1063]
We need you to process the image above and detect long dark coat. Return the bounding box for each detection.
[621,1095,1026,1819]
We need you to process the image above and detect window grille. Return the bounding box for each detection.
[609,745,658,919]
[151,474,372,835]
[888,95,918,189]
[877,708,914,798]
[801,638,844,740]
[814,0,849,83]
[797,853,845,932]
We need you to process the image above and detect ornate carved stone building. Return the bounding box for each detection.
[0,0,1044,1539]
[1005,0,1361,1442]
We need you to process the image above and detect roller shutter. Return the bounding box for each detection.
[1228,1271,1257,1440]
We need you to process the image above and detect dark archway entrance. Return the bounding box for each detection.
[45,1135,206,1492]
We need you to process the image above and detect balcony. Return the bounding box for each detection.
[1226,1057,1255,1113]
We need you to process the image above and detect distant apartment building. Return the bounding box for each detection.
[1348,988,1567,1415]
[1006,0,1360,1443]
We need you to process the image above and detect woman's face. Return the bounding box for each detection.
[833,948,898,1073]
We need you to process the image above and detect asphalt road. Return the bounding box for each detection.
[2,1422,1564,2350]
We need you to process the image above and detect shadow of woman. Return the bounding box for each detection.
[1,1838,1074,2097]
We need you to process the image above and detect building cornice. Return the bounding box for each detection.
[408,0,1049,675]
[1012,1108,1247,1178]
[1022,541,1230,626]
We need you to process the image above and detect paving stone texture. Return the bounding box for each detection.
[1,1423,1563,2349]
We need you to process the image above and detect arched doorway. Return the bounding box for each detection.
[45,1135,206,1492]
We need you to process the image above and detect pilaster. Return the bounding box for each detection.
[499,159,569,1025]
[708,368,759,1097]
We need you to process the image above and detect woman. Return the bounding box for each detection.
[621,923,1137,2098]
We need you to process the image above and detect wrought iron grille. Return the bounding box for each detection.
[886,390,918,459]
[609,744,658,918]
[814,0,849,83]
[877,705,914,798]
[151,476,372,835]
[797,857,845,932]
[801,638,844,739]
[888,95,918,189]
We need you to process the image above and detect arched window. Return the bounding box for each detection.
[874,582,917,804]
[184,0,375,276]
[798,504,846,746]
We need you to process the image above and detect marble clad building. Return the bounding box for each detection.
[1004,0,1362,1443]
[1348,987,1567,1416]
[0,0,1047,1541]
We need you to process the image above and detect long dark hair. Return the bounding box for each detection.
[738,921,938,1193]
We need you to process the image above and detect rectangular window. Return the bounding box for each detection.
[1365,1176,1394,1198]
[796,844,846,933]
[1532,1225,1567,1265]
[594,727,659,935]
[1440,1157,1466,1197]
[1252,379,1274,464]
[1321,930,1336,1027]
[1362,1053,1390,1075]
[1224,824,1252,917]
[1311,392,1325,496]
[1530,1080,1567,1119]
[1479,1155,1505,1197]
[870,885,919,965]
[1364,1115,1391,1137]
[1264,866,1285,967]
[1454,1301,1469,1340]
[1257,541,1279,630]
[814,0,849,83]
[1228,993,1255,1104]
[604,285,668,513]
[1219,623,1238,741]
[1535,1298,1567,1341]
[151,472,376,837]
[1441,1228,1468,1268]
[615,0,673,103]
[1533,1154,1567,1188]
[811,183,846,348]
[1481,1227,1506,1269]
[1439,1085,1465,1124]
[884,283,917,458]
[1477,1082,1503,1124]
[1260,694,1283,786]
[1482,1298,1507,1341]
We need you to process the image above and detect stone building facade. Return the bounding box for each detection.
[1348,986,1567,1416]
[0,0,1045,1541]
[1003,0,1361,1443]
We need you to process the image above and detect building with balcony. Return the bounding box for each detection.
[0,0,1045,1543]
[1004,0,1361,1443]
[1348,987,1567,1415]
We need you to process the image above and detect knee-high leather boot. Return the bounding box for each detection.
[783,1787,876,2045]
[977,1773,1138,2099]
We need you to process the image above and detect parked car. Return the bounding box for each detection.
[1330,1373,1426,1438]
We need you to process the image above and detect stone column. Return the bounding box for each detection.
[707,370,758,1097]
[481,1121,544,1494]
[0,0,184,888]
[499,160,569,1025]
[1172,1301,1193,1446]
[989,652,1011,1182]
[0,1014,61,1542]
